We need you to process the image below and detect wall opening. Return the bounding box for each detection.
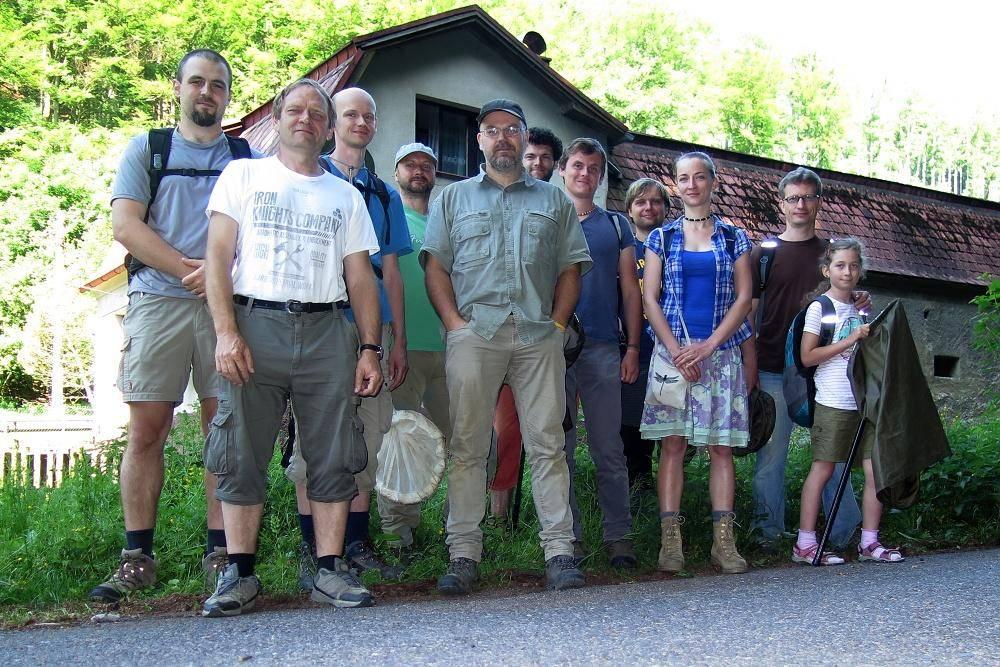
[933,355,959,378]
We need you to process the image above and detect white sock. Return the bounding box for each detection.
[861,529,879,549]
[797,530,817,550]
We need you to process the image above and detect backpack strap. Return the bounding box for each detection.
[606,210,628,246]
[816,295,837,346]
[145,127,174,222]
[754,239,778,334]
[225,135,252,161]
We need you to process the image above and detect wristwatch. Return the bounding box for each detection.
[359,343,384,360]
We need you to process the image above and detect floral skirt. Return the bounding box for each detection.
[639,344,749,447]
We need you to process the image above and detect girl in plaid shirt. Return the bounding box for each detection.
[640,152,753,575]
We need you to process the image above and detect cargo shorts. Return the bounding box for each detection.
[205,304,367,505]
[117,292,218,404]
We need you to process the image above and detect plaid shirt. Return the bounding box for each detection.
[644,215,752,351]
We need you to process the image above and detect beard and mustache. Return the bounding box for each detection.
[189,97,222,127]
[486,142,521,173]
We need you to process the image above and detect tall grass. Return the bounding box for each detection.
[1,405,997,607]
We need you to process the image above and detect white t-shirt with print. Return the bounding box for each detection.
[804,295,863,410]
[207,156,379,303]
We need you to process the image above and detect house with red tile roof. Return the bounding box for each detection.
[83,5,997,431]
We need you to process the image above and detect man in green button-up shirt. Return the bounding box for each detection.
[422,99,592,595]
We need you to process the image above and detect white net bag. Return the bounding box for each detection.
[375,409,446,504]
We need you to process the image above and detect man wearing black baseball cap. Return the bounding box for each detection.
[422,99,592,594]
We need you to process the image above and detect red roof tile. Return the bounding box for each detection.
[608,137,999,286]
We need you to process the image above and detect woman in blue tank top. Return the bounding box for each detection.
[640,151,753,576]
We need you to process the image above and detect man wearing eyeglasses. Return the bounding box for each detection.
[746,167,864,553]
[422,99,592,595]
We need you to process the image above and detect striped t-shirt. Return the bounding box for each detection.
[804,296,863,410]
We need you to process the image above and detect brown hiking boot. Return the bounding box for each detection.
[89,548,157,602]
[657,515,685,572]
[711,513,749,574]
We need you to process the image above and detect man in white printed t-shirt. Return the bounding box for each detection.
[202,79,382,617]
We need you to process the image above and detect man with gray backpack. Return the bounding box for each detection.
[745,167,868,553]
[92,49,253,602]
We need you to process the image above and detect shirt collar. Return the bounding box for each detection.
[474,164,534,188]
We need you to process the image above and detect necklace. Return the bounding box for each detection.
[328,155,363,179]
[577,206,596,217]
[683,214,712,222]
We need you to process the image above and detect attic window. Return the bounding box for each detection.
[933,355,959,378]
[415,99,482,179]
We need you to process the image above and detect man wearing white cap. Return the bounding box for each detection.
[385,142,449,551]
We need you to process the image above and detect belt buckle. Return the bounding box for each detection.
[285,299,303,313]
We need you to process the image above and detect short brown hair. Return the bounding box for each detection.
[272,79,335,129]
[558,137,607,171]
[625,178,669,214]
[778,167,823,198]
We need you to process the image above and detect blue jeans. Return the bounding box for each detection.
[752,371,861,548]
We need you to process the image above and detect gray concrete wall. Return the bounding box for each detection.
[354,29,612,202]
[867,278,996,416]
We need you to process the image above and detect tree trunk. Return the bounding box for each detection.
[49,211,65,416]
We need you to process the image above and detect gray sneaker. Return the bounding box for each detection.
[345,540,404,580]
[89,548,157,602]
[437,557,479,596]
[310,558,374,608]
[202,563,262,617]
[297,541,318,591]
[202,546,228,590]
[545,554,585,591]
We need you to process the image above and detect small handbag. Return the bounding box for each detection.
[646,277,692,409]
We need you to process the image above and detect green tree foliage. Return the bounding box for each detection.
[0,0,998,406]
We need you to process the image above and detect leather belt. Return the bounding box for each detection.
[233,294,347,313]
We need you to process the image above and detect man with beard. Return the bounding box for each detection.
[92,49,251,602]
[385,143,449,552]
[522,127,563,182]
[423,99,592,594]
[489,126,565,519]
[202,78,382,615]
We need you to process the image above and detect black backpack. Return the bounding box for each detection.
[782,295,836,427]
[125,127,253,280]
[319,155,393,279]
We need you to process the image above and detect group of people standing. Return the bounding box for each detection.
[91,48,901,619]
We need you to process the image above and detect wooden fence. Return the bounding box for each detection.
[0,416,110,488]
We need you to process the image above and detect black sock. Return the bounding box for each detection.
[125,529,155,558]
[345,511,369,547]
[712,510,734,522]
[230,553,256,577]
[316,554,341,572]
[298,513,315,547]
[206,529,227,555]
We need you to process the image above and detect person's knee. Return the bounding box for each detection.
[661,437,686,460]
[127,407,173,454]
[707,445,733,463]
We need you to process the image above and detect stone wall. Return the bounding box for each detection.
[866,273,995,417]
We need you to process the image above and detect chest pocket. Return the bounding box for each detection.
[523,210,558,264]
[452,211,493,269]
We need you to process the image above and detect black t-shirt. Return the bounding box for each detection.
[751,236,828,373]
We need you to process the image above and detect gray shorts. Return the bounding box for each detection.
[205,304,367,505]
[117,292,218,404]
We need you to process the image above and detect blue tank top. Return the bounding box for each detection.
[681,251,716,340]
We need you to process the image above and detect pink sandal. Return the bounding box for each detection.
[792,543,845,566]
[858,541,905,562]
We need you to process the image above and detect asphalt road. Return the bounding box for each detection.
[3,549,997,666]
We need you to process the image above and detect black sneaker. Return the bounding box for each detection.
[202,563,262,618]
[545,554,585,591]
[437,558,479,595]
[345,540,404,580]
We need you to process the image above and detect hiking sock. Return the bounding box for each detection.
[298,513,316,548]
[206,529,227,555]
[861,529,879,550]
[317,555,340,571]
[797,530,818,550]
[125,529,155,558]
[659,511,679,519]
[345,511,370,547]
[230,553,256,578]
[711,510,733,522]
